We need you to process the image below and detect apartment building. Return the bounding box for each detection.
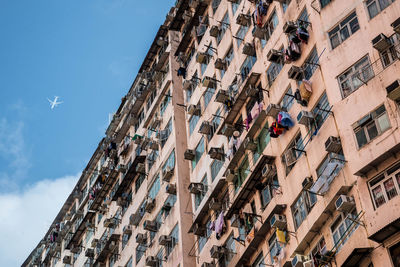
[23,0,400,267]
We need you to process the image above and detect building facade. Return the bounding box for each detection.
[23,0,400,267]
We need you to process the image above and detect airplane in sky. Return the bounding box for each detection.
[47,96,63,109]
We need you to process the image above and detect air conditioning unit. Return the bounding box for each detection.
[136,233,147,244]
[143,220,158,232]
[215,89,229,103]
[123,225,132,235]
[270,214,287,230]
[291,254,307,267]
[372,33,391,51]
[149,140,159,150]
[184,149,196,160]
[335,195,355,212]
[267,49,283,63]
[297,110,314,125]
[187,104,201,116]
[91,238,98,248]
[266,103,282,118]
[130,212,141,226]
[236,13,251,26]
[252,26,266,39]
[196,52,209,64]
[214,58,227,70]
[392,17,400,34]
[104,218,116,228]
[193,223,206,236]
[386,79,400,101]
[62,255,71,264]
[166,183,177,195]
[301,177,313,190]
[208,147,224,160]
[243,43,255,56]
[117,164,127,173]
[210,245,228,258]
[145,198,156,213]
[221,123,235,137]
[288,66,304,80]
[201,263,216,267]
[146,256,158,267]
[199,121,212,134]
[159,235,172,246]
[325,136,342,154]
[188,182,205,194]
[85,248,94,258]
[262,164,276,179]
[224,169,237,182]
[243,137,257,151]
[209,197,222,211]
[136,163,146,174]
[210,25,220,37]
[246,85,258,97]
[117,196,127,207]
[283,21,297,33]
[183,79,194,91]
[203,76,217,88]
[163,166,174,182]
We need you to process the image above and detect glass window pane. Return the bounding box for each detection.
[377,113,390,132]
[340,27,350,41]
[355,128,367,148]
[372,185,386,207]
[368,3,379,19]
[367,122,378,140]
[384,178,398,200]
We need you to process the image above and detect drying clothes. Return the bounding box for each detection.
[253,9,263,27]
[277,111,294,128]
[297,26,309,44]
[291,34,301,44]
[269,122,285,138]
[224,99,233,110]
[295,89,308,107]
[215,212,225,235]
[299,79,313,101]
[250,102,261,121]
[276,229,286,243]
[177,67,186,79]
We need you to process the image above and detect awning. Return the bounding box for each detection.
[341,247,373,267]
[369,218,400,243]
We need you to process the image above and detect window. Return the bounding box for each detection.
[329,12,360,49]
[280,87,294,111]
[311,92,331,130]
[225,45,234,68]
[198,219,212,253]
[217,13,230,44]
[148,175,161,199]
[122,232,131,250]
[252,253,266,267]
[291,190,317,229]
[256,123,271,155]
[236,24,249,47]
[147,150,159,171]
[219,234,235,267]
[302,47,319,80]
[235,157,250,192]
[353,104,390,148]
[309,238,327,260]
[282,132,304,175]
[331,208,358,251]
[366,0,394,19]
[164,194,177,218]
[189,114,200,135]
[338,55,374,98]
[265,10,279,42]
[166,224,179,256]
[231,0,242,15]
[146,89,157,110]
[298,8,309,23]
[320,0,332,9]
[156,249,164,267]
[269,232,282,263]
[380,34,400,68]
[163,150,175,171]
[160,89,171,116]
[200,45,213,76]
[135,174,145,193]
[369,162,400,208]
[126,257,133,267]
[195,175,208,210]
[259,175,279,208]
[211,159,223,181]
[266,51,284,85]
[160,118,173,147]
[204,86,216,108]
[282,0,292,13]
[136,245,146,263]
[212,0,221,14]
[192,137,205,169]
[240,55,257,82]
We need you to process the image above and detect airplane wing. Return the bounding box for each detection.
[55,101,63,105]
[47,98,53,104]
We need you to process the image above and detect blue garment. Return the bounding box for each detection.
[278,111,294,128]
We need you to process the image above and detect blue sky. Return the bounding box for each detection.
[0,0,175,265]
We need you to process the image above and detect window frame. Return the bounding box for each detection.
[328,11,360,49]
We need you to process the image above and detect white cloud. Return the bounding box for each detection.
[0,174,79,267]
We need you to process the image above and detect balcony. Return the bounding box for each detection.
[225,155,275,219]
[154,41,170,71]
[94,228,121,264]
[188,177,227,234]
[65,210,96,249]
[217,72,261,134]
[112,151,146,201]
[115,114,137,144]
[291,169,353,256]
[88,169,119,212]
